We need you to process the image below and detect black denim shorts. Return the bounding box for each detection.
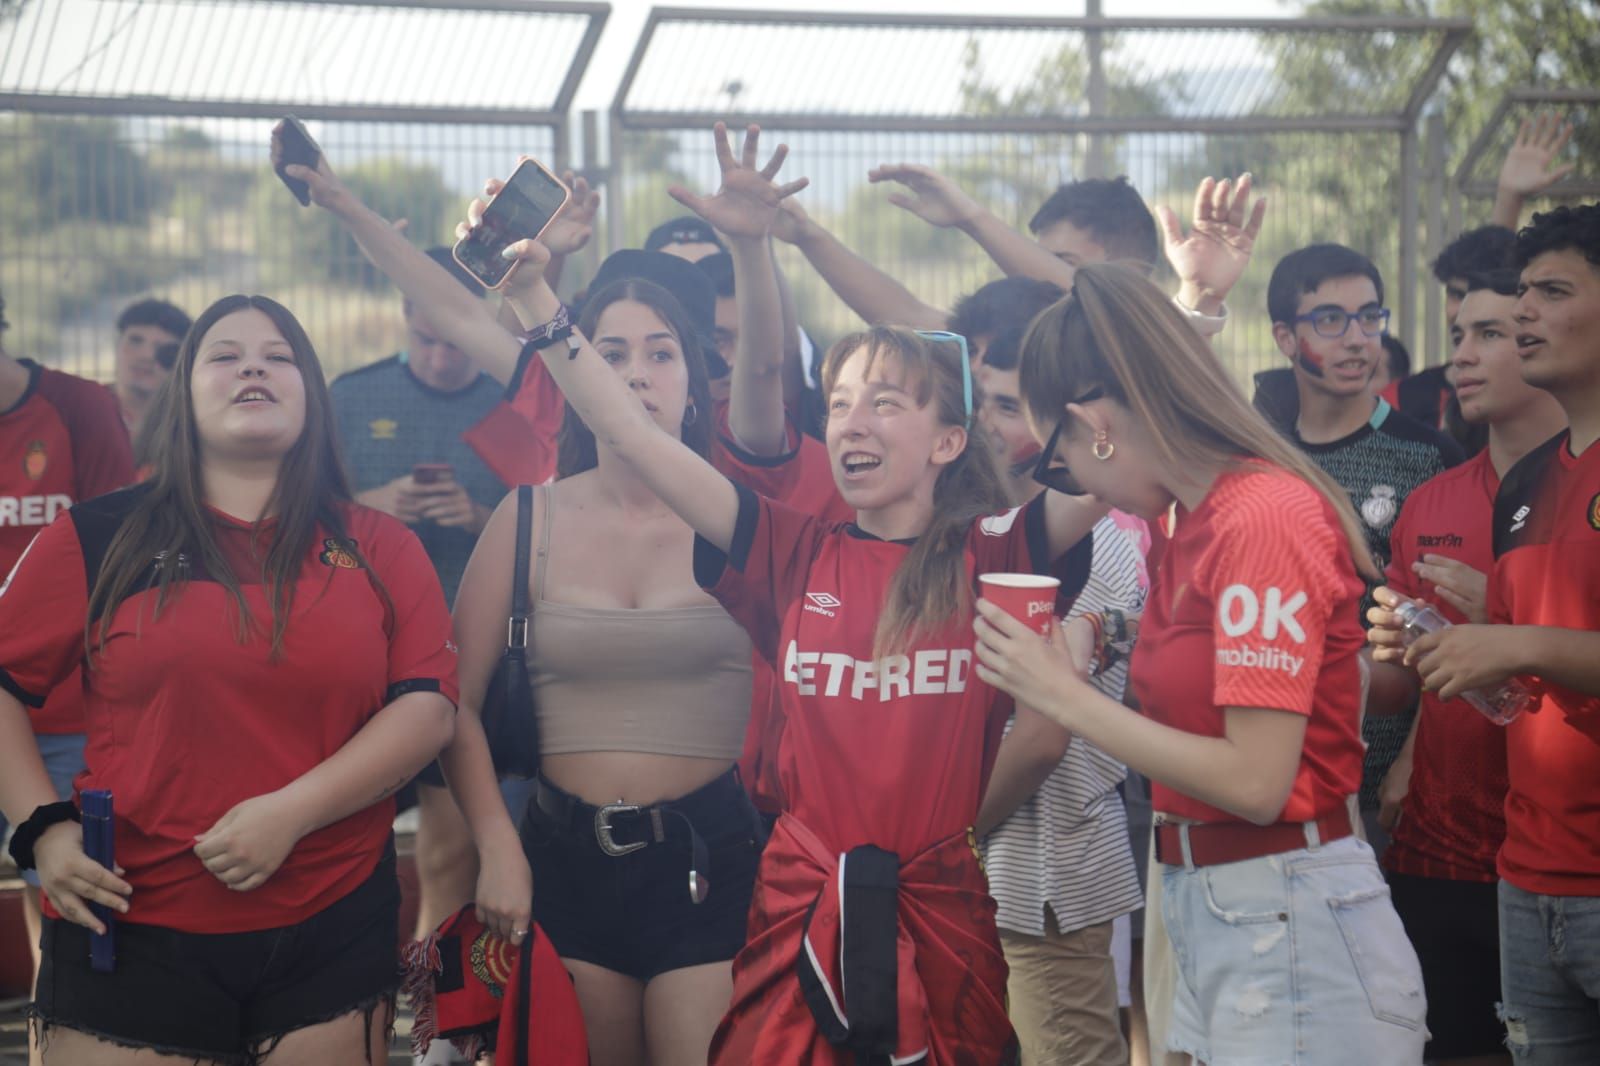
[521,768,764,981]
[33,846,401,1066]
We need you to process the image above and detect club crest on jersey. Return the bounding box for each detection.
[1589,493,1600,532]
[319,538,361,569]
[469,928,517,1000]
[1360,484,1397,529]
[22,440,47,481]
[369,418,398,440]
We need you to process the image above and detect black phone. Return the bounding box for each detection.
[274,116,322,207]
[452,159,571,289]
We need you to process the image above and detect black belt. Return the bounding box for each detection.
[529,775,713,904]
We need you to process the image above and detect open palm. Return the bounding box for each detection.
[669,122,808,241]
[1159,174,1267,300]
[541,170,601,256]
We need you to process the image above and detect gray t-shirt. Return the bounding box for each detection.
[330,355,507,604]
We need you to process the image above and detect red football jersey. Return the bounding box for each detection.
[1490,431,1600,896]
[0,488,458,932]
[1130,466,1367,824]
[0,361,135,733]
[698,485,1087,856]
[711,400,852,525]
[1382,450,1507,882]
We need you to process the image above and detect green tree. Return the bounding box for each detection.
[0,115,154,236]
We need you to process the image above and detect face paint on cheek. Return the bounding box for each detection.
[1296,337,1327,379]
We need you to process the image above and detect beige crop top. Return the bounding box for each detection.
[527,484,754,759]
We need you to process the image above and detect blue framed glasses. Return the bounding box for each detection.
[1292,305,1390,339]
[913,329,972,426]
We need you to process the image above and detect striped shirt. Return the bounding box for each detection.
[982,516,1147,937]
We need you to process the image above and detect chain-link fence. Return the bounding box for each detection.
[0,0,607,380]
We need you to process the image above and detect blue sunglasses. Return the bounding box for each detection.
[913,329,973,427]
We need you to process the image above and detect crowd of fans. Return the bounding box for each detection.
[0,108,1593,1066]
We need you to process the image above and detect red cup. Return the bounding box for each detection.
[979,573,1061,637]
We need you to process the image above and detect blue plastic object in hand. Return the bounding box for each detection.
[79,789,115,973]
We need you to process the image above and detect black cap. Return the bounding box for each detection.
[695,252,735,298]
[585,249,728,378]
[643,216,725,255]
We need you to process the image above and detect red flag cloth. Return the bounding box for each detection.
[710,816,1018,1065]
[402,906,587,1065]
[461,399,559,489]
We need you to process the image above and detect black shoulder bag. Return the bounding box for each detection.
[481,485,540,779]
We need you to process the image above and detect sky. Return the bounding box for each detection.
[570,0,1296,110]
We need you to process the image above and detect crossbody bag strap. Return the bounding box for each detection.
[508,485,533,650]
[532,481,555,604]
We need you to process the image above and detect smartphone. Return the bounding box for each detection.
[412,462,454,486]
[452,159,571,289]
[274,116,322,207]
[81,789,116,972]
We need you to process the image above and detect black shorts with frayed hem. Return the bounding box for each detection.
[34,846,400,1065]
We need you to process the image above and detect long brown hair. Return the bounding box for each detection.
[820,327,1011,658]
[557,279,715,477]
[92,294,381,656]
[1018,263,1378,578]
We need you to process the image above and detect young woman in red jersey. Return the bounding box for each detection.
[973,263,1427,1065]
[0,295,457,1065]
[485,174,1100,1059]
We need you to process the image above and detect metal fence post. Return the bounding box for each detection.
[1423,111,1446,366]
[1399,121,1420,357]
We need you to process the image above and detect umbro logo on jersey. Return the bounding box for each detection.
[804,592,840,618]
[1510,504,1531,534]
[369,418,398,440]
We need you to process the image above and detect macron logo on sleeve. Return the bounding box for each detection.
[1215,584,1307,677]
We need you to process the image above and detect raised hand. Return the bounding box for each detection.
[867,163,984,229]
[1499,113,1575,199]
[668,122,809,242]
[456,179,555,296]
[274,120,356,216]
[542,170,601,256]
[1159,174,1268,311]
[771,196,817,246]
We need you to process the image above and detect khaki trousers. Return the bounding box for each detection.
[1001,910,1129,1066]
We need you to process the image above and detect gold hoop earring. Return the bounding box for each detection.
[1093,436,1114,461]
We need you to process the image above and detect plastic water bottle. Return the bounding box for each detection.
[1393,601,1535,725]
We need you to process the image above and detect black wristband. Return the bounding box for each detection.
[8,800,80,872]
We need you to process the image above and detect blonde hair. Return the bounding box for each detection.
[820,326,1012,658]
[1018,263,1378,579]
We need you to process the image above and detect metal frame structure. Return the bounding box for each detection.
[609,7,1472,356]
[0,0,609,167]
[1450,86,1600,234]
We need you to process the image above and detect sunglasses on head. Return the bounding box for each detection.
[912,329,972,427]
[1030,386,1106,496]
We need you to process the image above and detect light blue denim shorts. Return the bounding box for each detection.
[1162,834,1428,1064]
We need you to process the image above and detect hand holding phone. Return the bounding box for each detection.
[453,159,571,289]
[412,462,454,486]
[272,117,322,207]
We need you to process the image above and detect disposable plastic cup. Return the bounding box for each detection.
[978,573,1061,637]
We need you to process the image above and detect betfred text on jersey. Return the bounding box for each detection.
[0,494,71,528]
[782,640,972,700]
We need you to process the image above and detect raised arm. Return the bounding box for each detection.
[1491,113,1575,230]
[278,127,524,386]
[1157,174,1267,318]
[869,163,1076,290]
[492,240,743,551]
[667,123,802,456]
[772,194,949,330]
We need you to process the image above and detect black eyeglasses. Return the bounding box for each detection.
[1292,305,1391,339]
[1030,386,1104,496]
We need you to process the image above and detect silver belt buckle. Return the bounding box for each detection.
[595,803,646,856]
